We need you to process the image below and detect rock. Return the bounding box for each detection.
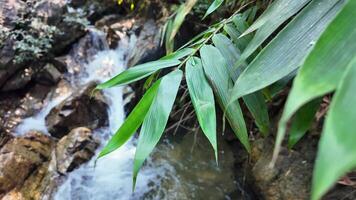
[0,132,54,196]
[56,127,99,174]
[45,82,108,138]
[68,0,118,21]
[0,132,12,148]
[249,139,314,200]
[0,0,26,29]
[0,38,16,69]
[34,0,67,25]
[0,67,34,92]
[58,30,108,75]
[127,19,163,67]
[34,63,62,85]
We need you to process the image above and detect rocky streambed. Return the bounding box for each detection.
[0,0,355,200]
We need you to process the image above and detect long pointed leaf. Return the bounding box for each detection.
[170,0,198,41]
[312,58,356,200]
[241,0,311,60]
[97,79,161,159]
[186,57,217,160]
[231,0,345,102]
[96,59,180,89]
[203,0,224,19]
[212,34,269,135]
[274,0,354,164]
[133,69,183,187]
[288,98,321,148]
[200,45,250,152]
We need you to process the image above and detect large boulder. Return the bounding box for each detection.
[45,82,108,138]
[0,132,54,196]
[56,127,99,174]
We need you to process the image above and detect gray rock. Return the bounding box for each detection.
[45,82,108,138]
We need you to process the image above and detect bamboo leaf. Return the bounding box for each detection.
[203,0,224,19]
[96,59,180,89]
[170,0,198,41]
[165,18,174,54]
[186,57,217,160]
[288,98,321,148]
[241,0,311,60]
[133,69,183,187]
[274,0,355,166]
[231,0,345,103]
[212,34,269,135]
[200,45,250,152]
[178,27,215,50]
[161,47,194,60]
[97,80,161,159]
[312,58,356,200]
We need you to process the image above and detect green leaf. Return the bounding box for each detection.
[212,34,269,135]
[200,45,250,152]
[274,0,354,165]
[170,0,198,41]
[178,27,215,50]
[230,0,345,102]
[288,98,321,148]
[96,59,180,89]
[97,80,161,159]
[241,0,311,60]
[312,58,356,200]
[165,18,174,54]
[133,69,183,187]
[186,57,217,160]
[203,0,224,19]
[161,47,194,60]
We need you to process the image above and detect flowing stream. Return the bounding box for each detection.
[15,29,241,200]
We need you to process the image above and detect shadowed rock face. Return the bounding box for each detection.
[45,82,108,138]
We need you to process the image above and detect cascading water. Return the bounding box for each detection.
[15,28,241,200]
[52,31,177,200]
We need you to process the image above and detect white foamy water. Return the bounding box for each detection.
[53,32,176,200]
[14,28,240,200]
[15,29,176,200]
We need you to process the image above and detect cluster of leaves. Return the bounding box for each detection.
[96,0,356,199]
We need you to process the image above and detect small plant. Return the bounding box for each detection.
[96,0,356,199]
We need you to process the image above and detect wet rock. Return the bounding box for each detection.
[0,132,54,196]
[45,82,108,138]
[56,127,99,174]
[34,63,62,85]
[59,30,108,75]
